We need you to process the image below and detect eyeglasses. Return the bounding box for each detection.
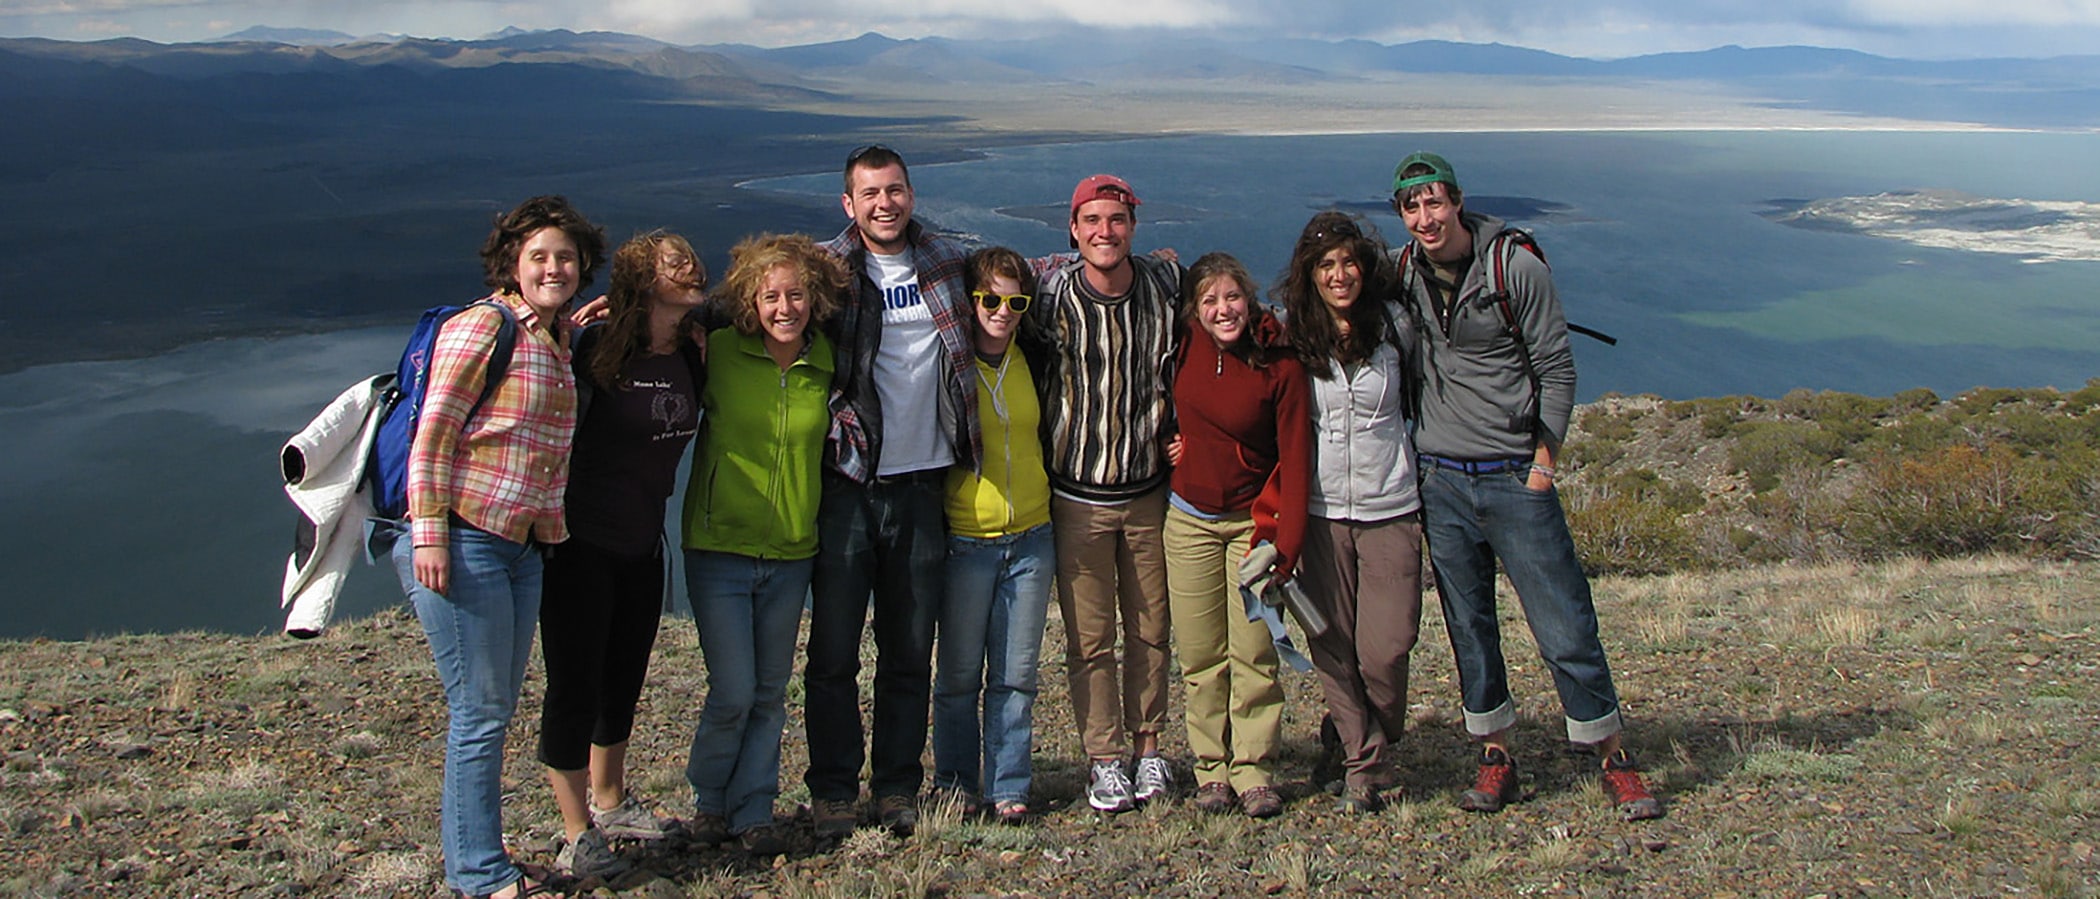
[972,291,1032,313]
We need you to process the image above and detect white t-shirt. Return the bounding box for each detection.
[867,250,952,476]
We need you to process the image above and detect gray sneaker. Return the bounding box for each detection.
[1087,760,1135,813]
[589,793,668,841]
[554,827,630,880]
[1132,755,1172,803]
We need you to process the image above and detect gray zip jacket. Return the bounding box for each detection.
[1391,211,1576,460]
[1306,337,1420,521]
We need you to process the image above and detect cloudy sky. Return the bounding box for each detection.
[4,0,2099,59]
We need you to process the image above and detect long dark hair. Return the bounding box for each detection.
[1275,211,1390,379]
[589,230,705,389]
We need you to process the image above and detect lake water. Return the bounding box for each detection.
[8,130,2098,639]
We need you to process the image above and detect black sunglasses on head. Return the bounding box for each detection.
[971,290,1032,313]
[847,144,896,165]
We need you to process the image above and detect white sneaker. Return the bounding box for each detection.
[1133,754,1172,803]
[589,793,668,841]
[1087,760,1135,813]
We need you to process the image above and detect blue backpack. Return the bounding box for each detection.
[364,301,519,523]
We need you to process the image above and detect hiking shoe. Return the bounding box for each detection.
[1239,786,1283,819]
[686,812,730,847]
[875,793,918,836]
[589,793,668,841]
[1086,760,1136,813]
[1191,782,1236,815]
[1315,714,1344,788]
[553,827,630,880]
[1132,754,1172,803]
[737,824,787,857]
[1338,785,1384,814]
[1602,750,1664,821]
[1458,747,1521,813]
[810,798,858,839]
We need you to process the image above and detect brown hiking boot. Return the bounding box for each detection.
[1191,782,1236,814]
[1602,750,1664,821]
[810,798,858,838]
[1458,747,1521,813]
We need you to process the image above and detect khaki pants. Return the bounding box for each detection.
[1053,487,1172,761]
[1164,506,1283,792]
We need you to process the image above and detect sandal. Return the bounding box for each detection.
[993,800,1030,824]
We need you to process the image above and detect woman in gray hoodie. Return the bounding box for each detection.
[1276,211,1425,814]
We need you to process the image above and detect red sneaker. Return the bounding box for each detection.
[1602,750,1664,821]
[1459,747,1521,812]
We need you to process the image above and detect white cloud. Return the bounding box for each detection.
[4,0,2100,57]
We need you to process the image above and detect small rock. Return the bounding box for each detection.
[11,810,46,835]
[1642,839,1668,852]
[112,742,153,760]
[2016,653,2044,666]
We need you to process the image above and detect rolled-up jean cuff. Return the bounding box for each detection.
[1565,708,1623,745]
[1462,700,1517,737]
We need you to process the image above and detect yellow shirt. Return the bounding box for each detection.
[945,353,1051,538]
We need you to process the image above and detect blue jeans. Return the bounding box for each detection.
[933,524,1055,804]
[391,524,541,898]
[684,550,812,834]
[804,471,948,802]
[1419,466,1623,744]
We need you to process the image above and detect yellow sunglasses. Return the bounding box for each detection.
[971,291,1032,313]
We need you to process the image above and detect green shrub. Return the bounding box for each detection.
[1578,406,1638,442]
[1728,421,1846,492]
[1566,485,1703,576]
[1844,443,2074,559]
[1891,387,1940,413]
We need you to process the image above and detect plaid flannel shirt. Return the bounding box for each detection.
[819,219,981,483]
[407,293,577,550]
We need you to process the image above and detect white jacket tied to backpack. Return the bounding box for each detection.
[279,373,391,637]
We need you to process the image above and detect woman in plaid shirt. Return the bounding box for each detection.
[393,195,605,899]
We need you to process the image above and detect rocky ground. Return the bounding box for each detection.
[2,553,2096,897]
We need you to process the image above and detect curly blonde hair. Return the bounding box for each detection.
[715,233,847,337]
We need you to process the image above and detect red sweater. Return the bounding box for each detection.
[1169,312,1312,576]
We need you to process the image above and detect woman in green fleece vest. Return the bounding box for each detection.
[679,233,843,857]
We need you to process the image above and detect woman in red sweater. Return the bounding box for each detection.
[1163,252,1313,818]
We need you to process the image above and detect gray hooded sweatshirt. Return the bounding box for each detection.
[1390,211,1576,461]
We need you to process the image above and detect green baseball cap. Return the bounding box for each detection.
[1391,151,1459,195]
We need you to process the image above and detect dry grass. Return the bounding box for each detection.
[1,555,2095,896]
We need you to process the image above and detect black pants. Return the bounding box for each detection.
[802,470,948,802]
[536,538,664,771]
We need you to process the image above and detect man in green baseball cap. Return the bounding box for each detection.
[1386,150,1664,823]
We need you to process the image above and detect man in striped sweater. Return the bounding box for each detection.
[1026,175,1184,813]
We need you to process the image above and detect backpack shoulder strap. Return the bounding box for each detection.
[1483,230,1545,437]
[473,299,520,413]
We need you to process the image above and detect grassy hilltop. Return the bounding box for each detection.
[2,387,2097,897]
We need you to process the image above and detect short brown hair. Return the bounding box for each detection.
[478,195,607,296]
[842,144,911,192]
